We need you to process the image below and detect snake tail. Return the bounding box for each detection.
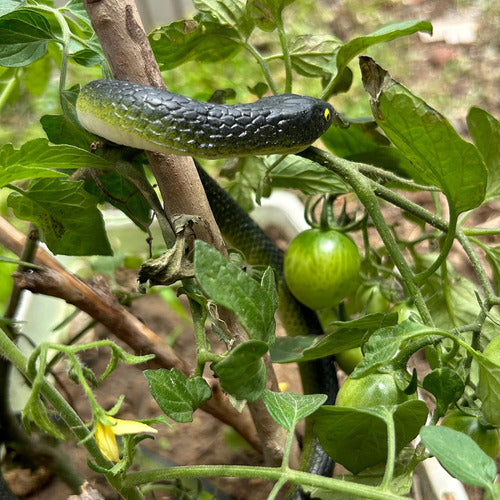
[76,80,336,159]
[196,163,337,485]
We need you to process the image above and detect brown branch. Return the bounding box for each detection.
[81,0,290,466]
[0,216,260,450]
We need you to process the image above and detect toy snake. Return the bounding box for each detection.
[76,79,336,158]
[76,80,339,493]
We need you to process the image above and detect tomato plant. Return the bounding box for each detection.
[284,228,360,310]
[0,0,498,499]
[441,411,499,458]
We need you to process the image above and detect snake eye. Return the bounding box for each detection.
[324,108,331,121]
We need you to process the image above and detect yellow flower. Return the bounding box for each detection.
[95,416,157,462]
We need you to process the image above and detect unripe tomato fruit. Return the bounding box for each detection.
[346,283,391,316]
[441,411,499,458]
[336,372,415,408]
[284,228,360,310]
[335,347,363,374]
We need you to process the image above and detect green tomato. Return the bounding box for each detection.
[336,372,415,408]
[335,347,363,374]
[441,411,499,458]
[391,301,421,323]
[346,283,391,316]
[284,228,360,310]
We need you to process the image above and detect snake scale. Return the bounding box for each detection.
[0,80,340,499]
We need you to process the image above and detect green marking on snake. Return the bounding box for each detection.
[76,79,336,159]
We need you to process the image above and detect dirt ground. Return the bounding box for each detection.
[2,0,499,499]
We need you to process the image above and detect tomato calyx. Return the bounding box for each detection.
[304,193,365,233]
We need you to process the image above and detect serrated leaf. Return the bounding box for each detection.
[0,138,112,187]
[262,390,326,431]
[313,400,427,473]
[360,57,487,214]
[422,368,464,416]
[22,395,65,440]
[194,240,277,342]
[212,340,268,402]
[270,313,397,364]
[266,154,348,195]
[0,9,55,67]
[420,425,497,489]
[246,0,293,31]
[144,369,211,423]
[350,320,431,378]
[8,178,112,256]
[467,107,500,202]
[194,0,254,38]
[150,19,242,70]
[287,34,342,78]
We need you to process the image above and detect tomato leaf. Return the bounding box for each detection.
[246,0,293,32]
[326,20,432,92]
[144,368,212,423]
[212,340,268,402]
[150,20,242,70]
[194,240,277,343]
[360,57,487,214]
[467,107,500,202]
[262,390,327,431]
[0,138,112,188]
[194,0,255,38]
[350,319,430,378]
[8,178,112,256]
[0,9,56,67]
[287,34,343,78]
[420,425,497,489]
[267,154,349,195]
[270,312,397,363]
[84,170,152,231]
[313,400,427,473]
[422,368,465,416]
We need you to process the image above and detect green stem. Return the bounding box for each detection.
[0,330,143,499]
[463,227,500,236]
[357,163,441,192]
[415,210,457,284]
[0,69,19,112]
[300,148,432,325]
[366,179,497,303]
[276,16,292,93]
[123,464,409,500]
[380,408,396,490]
[244,42,279,95]
[32,5,71,108]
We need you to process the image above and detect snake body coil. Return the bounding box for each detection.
[76,80,335,158]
